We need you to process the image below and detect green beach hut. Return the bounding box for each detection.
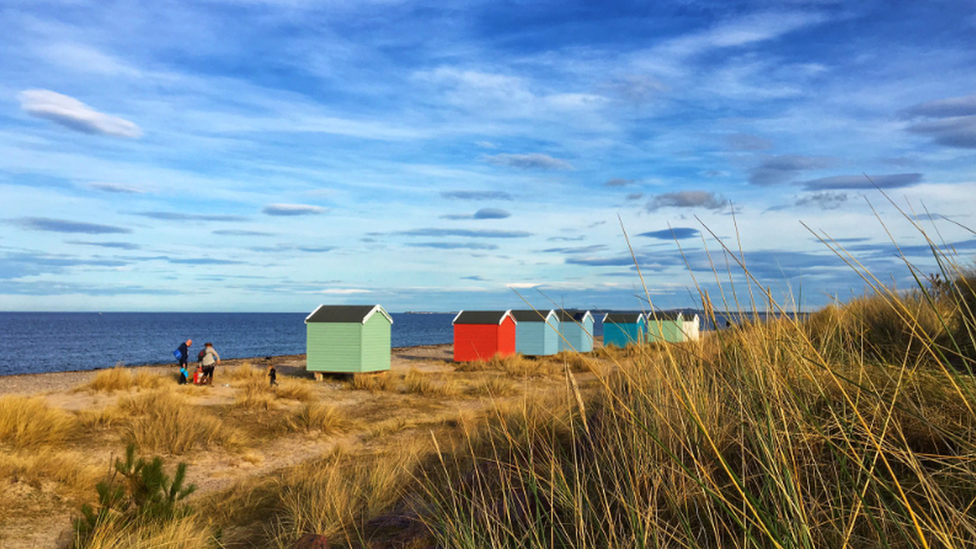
[646,312,685,343]
[646,312,702,343]
[304,304,393,374]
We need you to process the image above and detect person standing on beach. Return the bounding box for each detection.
[201,342,221,383]
[177,339,192,370]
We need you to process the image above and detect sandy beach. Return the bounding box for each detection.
[0,343,605,548]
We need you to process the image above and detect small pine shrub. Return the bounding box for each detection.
[73,444,197,549]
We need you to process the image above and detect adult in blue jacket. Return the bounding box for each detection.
[177,339,193,369]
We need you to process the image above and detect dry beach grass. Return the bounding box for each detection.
[3,213,976,548]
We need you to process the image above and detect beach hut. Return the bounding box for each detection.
[512,309,560,356]
[681,313,701,342]
[304,304,393,374]
[453,310,517,362]
[646,312,703,343]
[557,310,595,353]
[646,312,686,343]
[602,313,646,348]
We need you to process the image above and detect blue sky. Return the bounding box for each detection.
[1,0,975,312]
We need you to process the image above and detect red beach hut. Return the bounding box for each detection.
[452,310,517,362]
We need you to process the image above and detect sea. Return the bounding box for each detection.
[0,312,461,376]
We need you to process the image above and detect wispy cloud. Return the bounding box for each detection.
[406,242,499,250]
[626,192,644,201]
[638,228,700,240]
[795,192,849,210]
[441,208,511,220]
[136,212,248,222]
[88,182,148,194]
[903,94,976,118]
[441,190,514,201]
[484,153,573,170]
[19,89,142,138]
[399,228,531,238]
[65,240,141,250]
[903,94,976,148]
[540,244,607,254]
[646,191,726,211]
[297,246,336,253]
[312,288,371,294]
[800,173,923,190]
[749,155,835,186]
[213,229,274,237]
[604,178,635,187]
[168,258,244,265]
[262,204,326,216]
[725,133,772,151]
[461,275,487,281]
[18,217,131,234]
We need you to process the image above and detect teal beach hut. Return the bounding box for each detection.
[304,304,393,374]
[602,313,646,348]
[557,310,594,353]
[512,309,560,356]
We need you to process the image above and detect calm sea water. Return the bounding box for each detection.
[0,312,457,376]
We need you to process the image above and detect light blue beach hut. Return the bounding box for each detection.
[602,313,646,348]
[557,310,594,353]
[512,309,560,356]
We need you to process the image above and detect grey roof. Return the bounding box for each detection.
[603,312,644,324]
[453,310,516,325]
[556,310,592,323]
[305,304,393,324]
[510,309,555,323]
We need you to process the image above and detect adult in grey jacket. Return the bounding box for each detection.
[201,342,221,382]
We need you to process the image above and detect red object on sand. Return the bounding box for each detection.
[452,310,517,362]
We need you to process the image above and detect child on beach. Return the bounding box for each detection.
[268,364,277,387]
[193,365,205,385]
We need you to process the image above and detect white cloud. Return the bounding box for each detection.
[19,90,142,138]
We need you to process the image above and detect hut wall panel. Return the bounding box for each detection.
[516,319,559,356]
[497,317,517,356]
[454,324,500,362]
[603,321,645,348]
[360,315,392,372]
[559,319,594,352]
[307,323,362,372]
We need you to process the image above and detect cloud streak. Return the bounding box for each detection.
[749,155,835,186]
[18,217,131,234]
[262,204,327,216]
[19,89,142,138]
[800,173,922,190]
[89,182,148,194]
[136,212,248,222]
[484,153,573,170]
[441,208,512,220]
[399,228,532,238]
[441,190,514,201]
[406,242,499,250]
[638,228,700,240]
[646,191,726,211]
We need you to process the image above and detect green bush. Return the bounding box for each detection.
[73,444,197,548]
